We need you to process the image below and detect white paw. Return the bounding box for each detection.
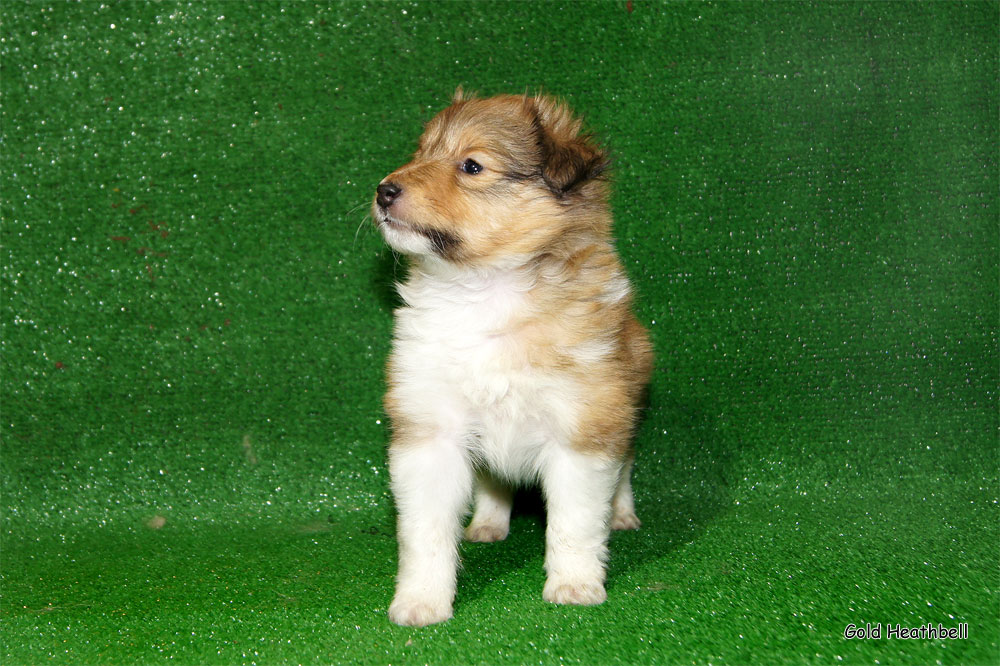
[388,596,452,627]
[610,509,641,531]
[464,522,509,543]
[542,579,607,606]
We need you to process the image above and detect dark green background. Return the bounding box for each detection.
[2,2,997,664]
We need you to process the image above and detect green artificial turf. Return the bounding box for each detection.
[2,1,997,664]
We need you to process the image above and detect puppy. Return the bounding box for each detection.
[372,90,653,627]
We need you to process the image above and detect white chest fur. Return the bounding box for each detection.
[390,267,579,479]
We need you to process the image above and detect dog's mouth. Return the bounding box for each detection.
[374,208,462,258]
[375,208,409,231]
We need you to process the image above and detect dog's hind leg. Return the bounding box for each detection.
[610,452,641,530]
[465,472,513,543]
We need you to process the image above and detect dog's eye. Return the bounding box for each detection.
[460,159,483,175]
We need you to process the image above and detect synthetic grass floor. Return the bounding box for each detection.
[2,2,997,664]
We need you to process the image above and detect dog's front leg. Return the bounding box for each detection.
[388,438,472,626]
[540,448,620,606]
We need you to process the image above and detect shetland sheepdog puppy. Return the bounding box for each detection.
[372,90,653,626]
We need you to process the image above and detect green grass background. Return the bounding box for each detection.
[2,1,997,664]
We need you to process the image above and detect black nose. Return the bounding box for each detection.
[376,182,402,209]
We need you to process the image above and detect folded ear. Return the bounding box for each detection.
[530,97,609,196]
[539,133,608,196]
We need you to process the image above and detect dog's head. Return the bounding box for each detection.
[373,90,610,265]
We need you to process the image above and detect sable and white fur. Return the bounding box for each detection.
[372,90,653,627]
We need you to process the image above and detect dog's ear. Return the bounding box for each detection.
[538,133,608,196]
[530,97,609,196]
